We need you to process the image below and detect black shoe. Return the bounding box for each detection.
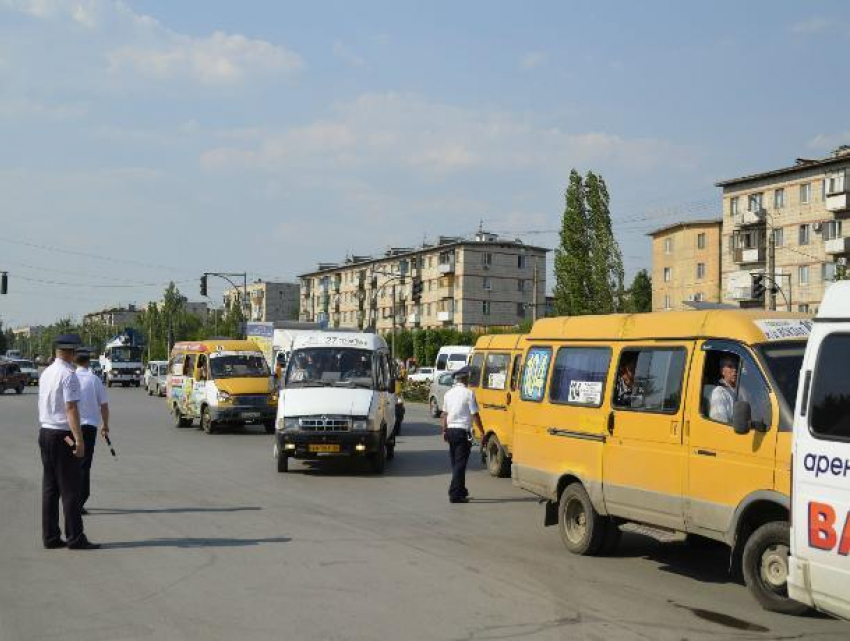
[450,497,470,504]
[67,539,100,550]
[44,539,66,549]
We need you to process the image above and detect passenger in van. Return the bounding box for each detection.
[614,355,637,406]
[709,355,739,424]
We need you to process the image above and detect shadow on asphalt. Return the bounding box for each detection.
[102,536,290,549]
[88,506,262,515]
[467,497,538,504]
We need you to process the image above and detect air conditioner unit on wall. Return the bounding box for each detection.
[838,257,848,266]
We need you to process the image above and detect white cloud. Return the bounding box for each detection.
[520,51,547,70]
[807,131,850,152]
[790,16,832,35]
[333,41,366,68]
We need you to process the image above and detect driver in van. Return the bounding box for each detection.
[289,353,313,383]
[709,355,739,424]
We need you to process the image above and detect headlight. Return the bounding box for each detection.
[279,417,300,431]
[269,393,278,404]
[352,417,371,431]
[135,369,142,375]
[217,390,232,402]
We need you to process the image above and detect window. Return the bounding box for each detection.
[748,192,763,212]
[549,347,611,407]
[800,182,811,204]
[821,180,826,201]
[482,300,491,315]
[697,233,706,250]
[517,255,526,269]
[482,252,493,267]
[824,220,843,241]
[696,263,706,280]
[183,354,196,378]
[772,227,784,247]
[827,169,846,195]
[483,276,491,290]
[822,262,837,282]
[612,348,686,413]
[169,356,184,375]
[700,347,772,429]
[517,302,526,317]
[798,265,810,285]
[509,355,521,391]
[692,292,704,302]
[520,347,552,402]
[664,237,673,254]
[798,303,810,313]
[774,188,785,209]
[730,196,739,215]
[809,334,850,441]
[664,295,671,310]
[518,279,526,292]
[799,224,810,245]
[483,353,511,390]
[663,267,672,282]
[436,353,448,371]
[468,353,484,388]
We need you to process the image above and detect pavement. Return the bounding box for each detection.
[0,387,846,640]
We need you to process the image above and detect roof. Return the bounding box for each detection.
[527,310,812,345]
[647,219,722,237]
[290,332,388,351]
[171,340,263,354]
[715,149,850,188]
[298,239,549,278]
[473,333,525,350]
[818,281,850,319]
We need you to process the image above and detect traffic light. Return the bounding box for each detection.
[200,274,208,297]
[411,277,423,301]
[1,272,7,295]
[751,273,766,299]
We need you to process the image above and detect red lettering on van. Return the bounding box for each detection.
[839,512,850,556]
[809,502,837,551]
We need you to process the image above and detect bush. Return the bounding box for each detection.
[401,380,430,403]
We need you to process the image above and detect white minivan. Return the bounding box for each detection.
[434,345,472,373]
[789,280,850,620]
[273,332,397,474]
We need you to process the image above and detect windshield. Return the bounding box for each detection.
[285,347,375,388]
[210,353,269,379]
[109,346,142,363]
[17,360,34,369]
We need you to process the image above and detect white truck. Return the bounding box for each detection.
[246,321,324,377]
[789,280,850,619]
[100,330,144,387]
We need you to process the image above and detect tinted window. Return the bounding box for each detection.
[438,373,454,386]
[810,334,850,441]
[483,353,510,390]
[613,348,686,413]
[550,347,611,407]
[758,342,805,411]
[468,353,484,388]
[436,354,448,371]
[520,347,552,402]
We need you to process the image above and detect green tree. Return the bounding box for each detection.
[0,319,7,354]
[554,170,592,315]
[626,269,653,313]
[585,171,625,313]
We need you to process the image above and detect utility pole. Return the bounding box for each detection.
[767,229,777,311]
[391,283,397,359]
[532,256,539,321]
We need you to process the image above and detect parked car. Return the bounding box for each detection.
[145,360,168,397]
[407,366,435,383]
[12,359,39,386]
[0,361,28,395]
[428,371,455,418]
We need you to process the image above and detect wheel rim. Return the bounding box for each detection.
[760,543,789,592]
[563,497,588,544]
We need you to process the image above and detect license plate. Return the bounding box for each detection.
[242,412,260,419]
[309,444,340,453]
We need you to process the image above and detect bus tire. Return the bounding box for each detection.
[559,482,606,556]
[742,521,809,615]
[485,435,510,478]
[429,397,440,418]
[201,406,216,434]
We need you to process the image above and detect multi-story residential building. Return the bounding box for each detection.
[223,280,300,322]
[155,300,209,322]
[717,145,850,313]
[298,232,548,332]
[82,304,141,328]
[648,219,722,311]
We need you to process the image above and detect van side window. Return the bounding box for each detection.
[184,354,196,379]
[809,334,850,441]
[509,354,521,391]
[468,353,484,388]
[613,348,686,413]
[550,347,611,407]
[700,349,772,429]
[520,347,552,402]
[169,356,183,376]
[196,355,208,380]
[483,353,510,390]
[436,354,448,371]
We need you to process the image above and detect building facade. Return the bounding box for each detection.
[717,146,850,313]
[649,220,722,311]
[82,305,141,328]
[298,233,548,332]
[155,300,208,322]
[223,281,300,323]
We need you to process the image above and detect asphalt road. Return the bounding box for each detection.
[0,387,846,640]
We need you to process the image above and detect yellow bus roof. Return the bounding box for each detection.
[473,333,526,350]
[170,339,263,355]
[527,310,811,345]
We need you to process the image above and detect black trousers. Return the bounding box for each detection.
[80,425,98,510]
[39,428,84,547]
[446,429,472,500]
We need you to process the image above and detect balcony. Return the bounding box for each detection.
[732,247,765,264]
[826,192,850,213]
[438,259,455,274]
[441,287,455,299]
[826,236,850,255]
[733,209,766,227]
[437,310,453,322]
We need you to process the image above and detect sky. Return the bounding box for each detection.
[1,0,849,327]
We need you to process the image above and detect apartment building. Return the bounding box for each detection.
[649,219,722,311]
[223,280,300,322]
[82,304,141,328]
[298,232,548,332]
[154,300,209,322]
[717,146,850,313]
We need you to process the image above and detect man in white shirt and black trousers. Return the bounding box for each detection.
[441,366,485,504]
[38,334,99,549]
[74,346,110,515]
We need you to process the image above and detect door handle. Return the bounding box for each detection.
[607,412,615,435]
[696,449,716,457]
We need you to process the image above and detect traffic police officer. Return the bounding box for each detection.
[74,346,110,515]
[440,366,485,503]
[38,333,98,549]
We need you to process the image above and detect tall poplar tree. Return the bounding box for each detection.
[627,269,652,312]
[585,171,625,313]
[554,170,592,315]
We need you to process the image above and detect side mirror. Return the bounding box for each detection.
[732,400,752,435]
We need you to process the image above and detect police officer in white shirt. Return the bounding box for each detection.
[38,334,98,549]
[74,347,110,515]
[441,366,485,504]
